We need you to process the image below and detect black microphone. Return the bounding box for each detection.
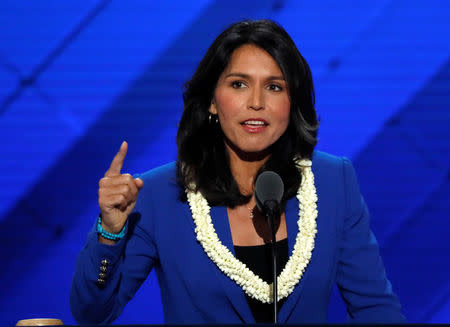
[254,171,284,324]
[255,171,284,218]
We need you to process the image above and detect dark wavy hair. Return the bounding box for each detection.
[176,19,319,208]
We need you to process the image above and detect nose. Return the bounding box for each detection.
[248,86,264,111]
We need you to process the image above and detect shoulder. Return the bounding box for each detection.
[311,150,350,178]
[131,162,182,222]
[136,161,177,183]
[311,150,360,198]
[134,161,179,196]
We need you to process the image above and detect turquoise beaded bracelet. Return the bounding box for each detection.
[97,216,126,240]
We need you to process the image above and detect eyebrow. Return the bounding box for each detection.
[224,73,285,81]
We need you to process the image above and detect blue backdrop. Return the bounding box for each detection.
[0,0,449,325]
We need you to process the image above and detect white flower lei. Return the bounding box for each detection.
[187,159,318,303]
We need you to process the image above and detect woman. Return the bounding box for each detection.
[70,20,406,323]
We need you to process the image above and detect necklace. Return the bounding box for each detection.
[187,159,318,303]
[247,206,254,219]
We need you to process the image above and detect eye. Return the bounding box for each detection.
[231,81,246,89]
[267,84,283,92]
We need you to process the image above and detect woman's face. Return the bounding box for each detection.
[210,44,290,156]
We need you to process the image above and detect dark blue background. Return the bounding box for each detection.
[0,0,449,325]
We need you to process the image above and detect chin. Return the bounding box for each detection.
[232,142,273,158]
[241,146,270,154]
[224,136,276,158]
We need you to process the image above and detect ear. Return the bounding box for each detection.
[209,100,218,115]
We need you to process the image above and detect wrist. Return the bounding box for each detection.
[101,220,123,234]
[97,216,126,241]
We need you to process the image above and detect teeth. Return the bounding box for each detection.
[244,120,265,125]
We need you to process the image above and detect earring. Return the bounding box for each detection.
[208,113,219,124]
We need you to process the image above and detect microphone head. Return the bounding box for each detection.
[254,171,284,213]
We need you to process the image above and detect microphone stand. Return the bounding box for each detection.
[264,200,279,323]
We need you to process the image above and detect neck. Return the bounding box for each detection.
[225,140,270,196]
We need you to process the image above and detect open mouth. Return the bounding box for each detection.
[240,119,269,126]
[240,119,268,133]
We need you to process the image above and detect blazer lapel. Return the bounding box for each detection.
[209,205,255,323]
[278,196,308,323]
[207,198,311,323]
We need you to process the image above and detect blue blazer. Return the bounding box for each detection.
[70,151,406,324]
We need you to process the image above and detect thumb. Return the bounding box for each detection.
[134,178,144,190]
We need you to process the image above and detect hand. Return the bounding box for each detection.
[98,141,144,234]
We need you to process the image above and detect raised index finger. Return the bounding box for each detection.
[105,141,128,177]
